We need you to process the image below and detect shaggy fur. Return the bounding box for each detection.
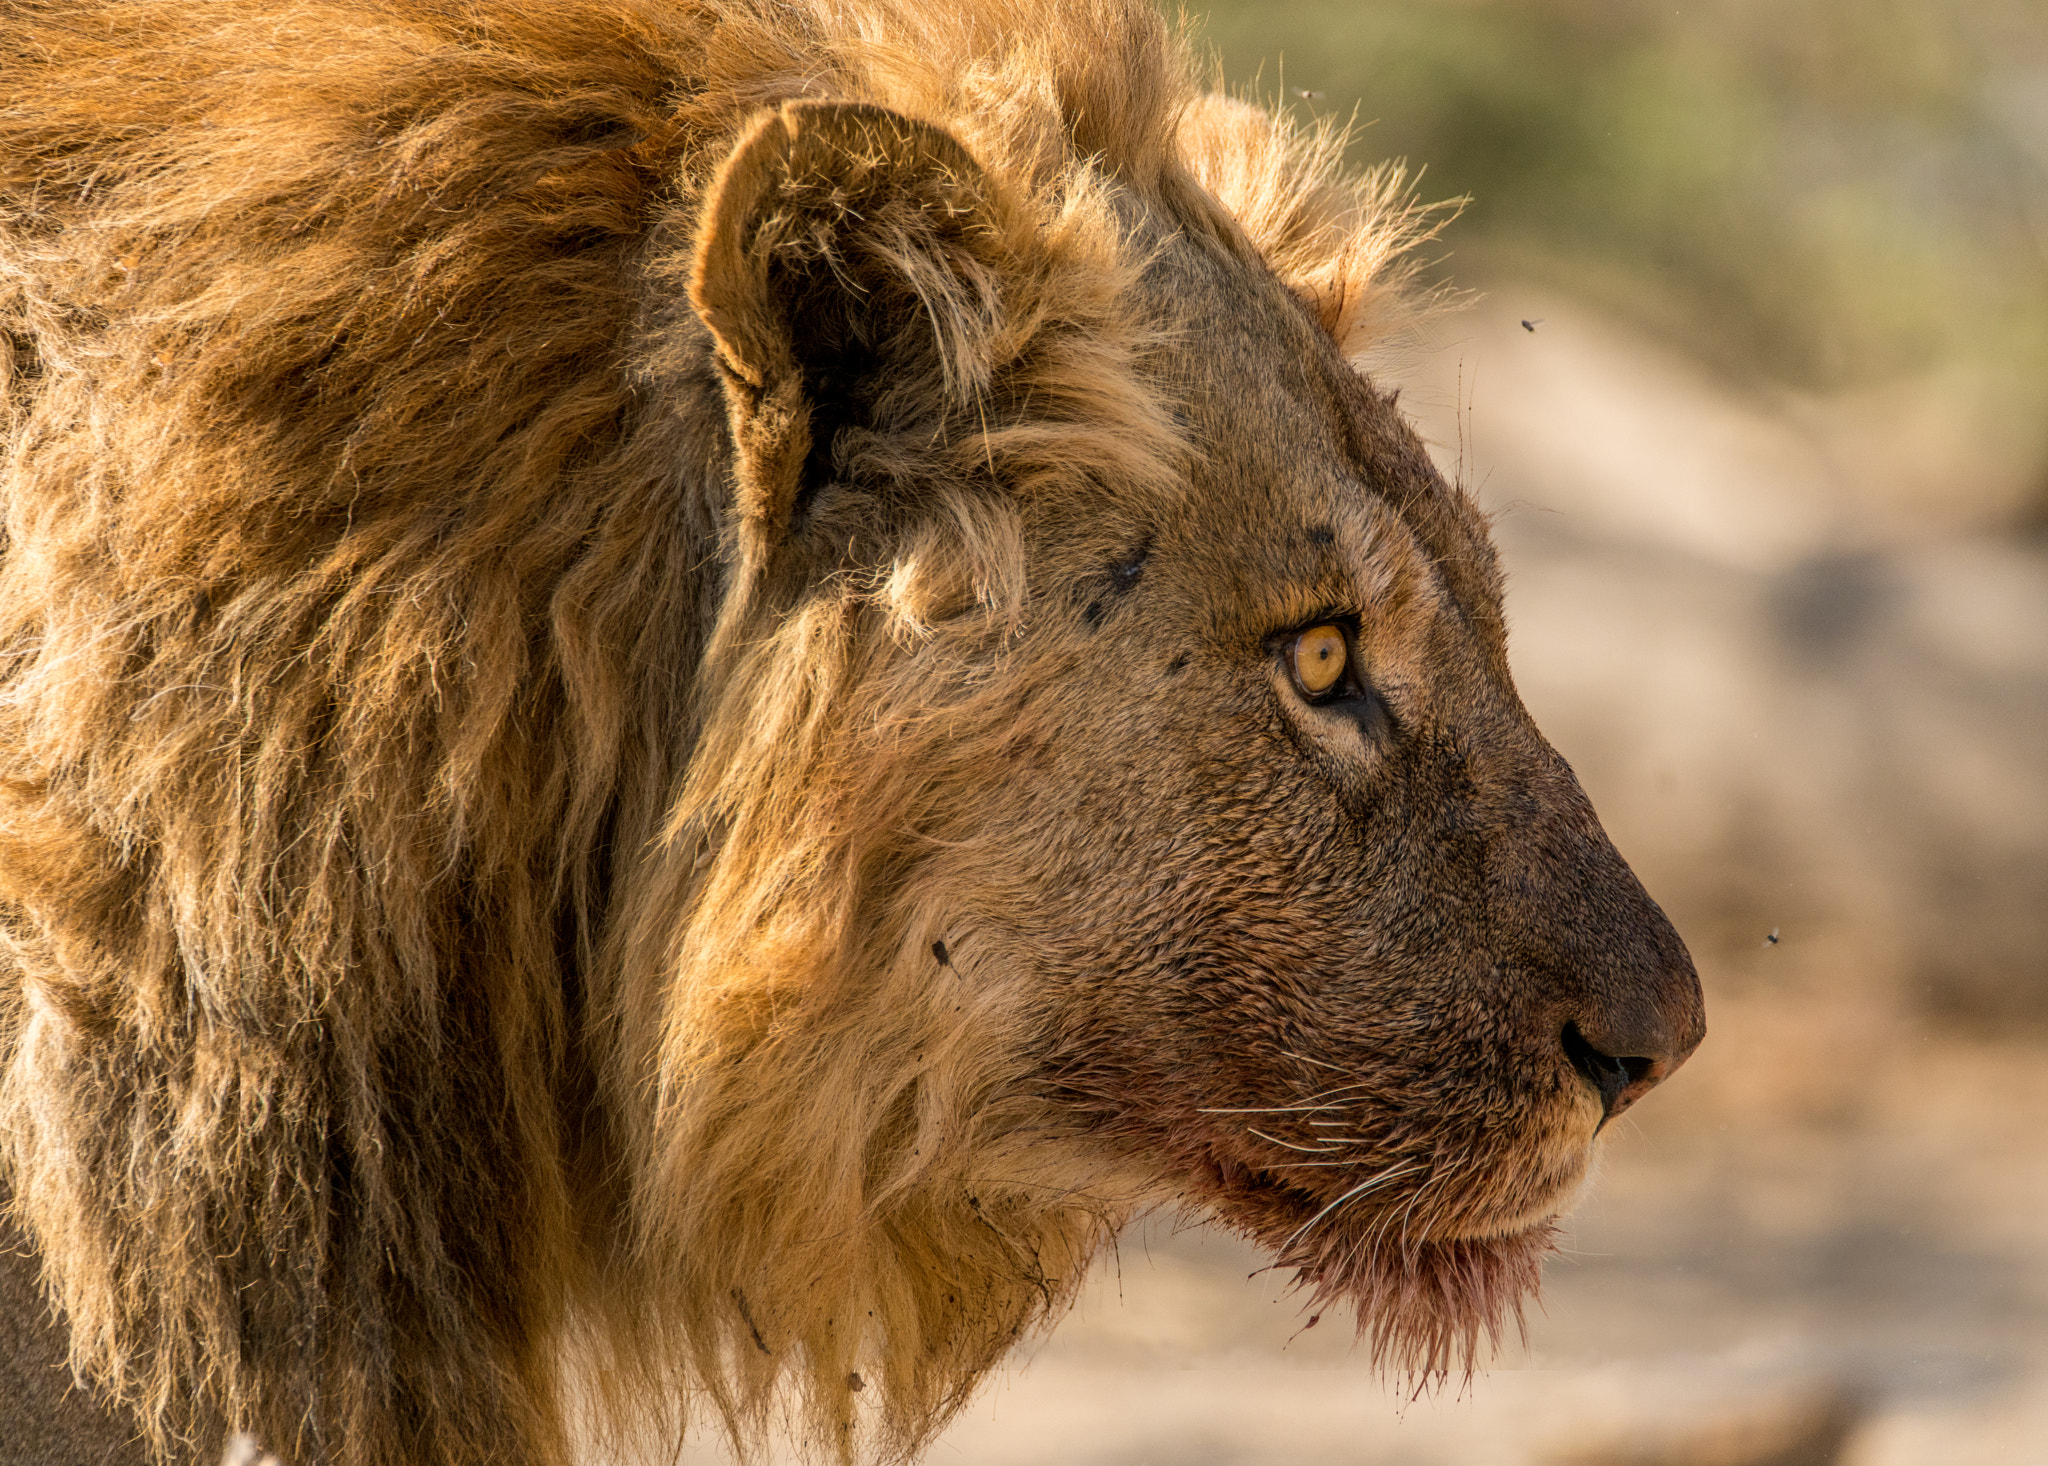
[0,2,1704,1464]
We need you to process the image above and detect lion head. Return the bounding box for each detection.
[0,3,1701,1464]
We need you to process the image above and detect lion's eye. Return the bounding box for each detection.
[1291,624,1348,698]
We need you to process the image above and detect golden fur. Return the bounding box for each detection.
[0,3,1702,1464]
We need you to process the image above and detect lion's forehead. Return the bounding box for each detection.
[1122,230,1494,630]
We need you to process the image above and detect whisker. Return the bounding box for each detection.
[1346,1161,1448,1277]
[1278,1161,1420,1254]
[1247,1128,1341,1154]
[1281,1050,1346,1073]
[1301,1171,1412,1262]
[1388,1156,1455,1250]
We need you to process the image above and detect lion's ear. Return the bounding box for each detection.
[690,100,1015,551]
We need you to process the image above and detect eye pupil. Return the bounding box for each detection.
[1292,624,1348,696]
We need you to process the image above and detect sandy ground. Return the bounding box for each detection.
[678,287,2048,1466]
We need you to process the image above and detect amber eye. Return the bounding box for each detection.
[1291,624,1348,697]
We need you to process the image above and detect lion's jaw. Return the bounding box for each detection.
[1009,1062,1607,1379]
[1176,1096,1604,1375]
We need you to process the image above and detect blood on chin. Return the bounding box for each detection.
[1278,1216,1558,1380]
[1192,1161,1562,1381]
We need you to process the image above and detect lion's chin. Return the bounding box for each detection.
[1278,1215,1557,1379]
[1198,1160,1560,1380]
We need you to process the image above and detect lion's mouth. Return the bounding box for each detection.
[1188,1148,1559,1378]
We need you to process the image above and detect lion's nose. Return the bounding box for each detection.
[1486,740,1707,1122]
[1562,972,1703,1121]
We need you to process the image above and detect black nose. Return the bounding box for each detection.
[1563,1021,1649,1119]
[1561,1012,1695,1122]
[1566,933,1706,1121]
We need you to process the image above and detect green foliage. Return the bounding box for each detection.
[1189,0,2048,399]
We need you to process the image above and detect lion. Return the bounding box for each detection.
[0,1,1704,1463]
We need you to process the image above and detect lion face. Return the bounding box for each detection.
[991,254,1695,1359]
[682,98,1703,1401]
[916,231,1704,1371]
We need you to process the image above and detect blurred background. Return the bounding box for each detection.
[922,2,2048,1463]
